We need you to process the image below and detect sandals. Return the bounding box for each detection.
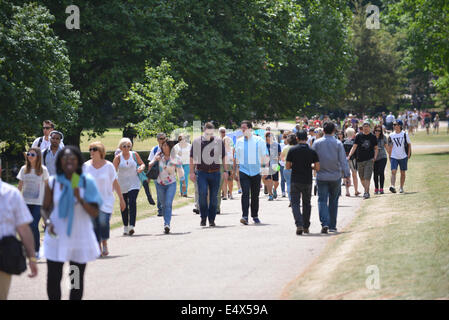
[102,245,109,257]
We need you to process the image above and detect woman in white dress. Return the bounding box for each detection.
[41,146,103,300]
[173,134,191,197]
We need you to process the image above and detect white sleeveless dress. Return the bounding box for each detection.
[43,176,100,264]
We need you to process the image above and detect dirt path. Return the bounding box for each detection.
[9,186,362,300]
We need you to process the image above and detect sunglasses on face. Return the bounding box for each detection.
[27,153,37,157]
[89,147,98,152]
[122,145,131,149]
[43,127,53,130]
[375,130,381,132]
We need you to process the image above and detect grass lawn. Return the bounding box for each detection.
[284,147,449,299]
[80,128,158,152]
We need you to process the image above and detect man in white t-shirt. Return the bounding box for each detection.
[148,133,167,216]
[31,120,64,151]
[0,158,38,299]
[387,120,412,193]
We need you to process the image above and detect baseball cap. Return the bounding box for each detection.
[394,120,403,126]
[362,121,370,126]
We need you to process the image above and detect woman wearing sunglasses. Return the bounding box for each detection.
[373,125,388,194]
[113,138,145,236]
[83,142,126,256]
[17,147,49,259]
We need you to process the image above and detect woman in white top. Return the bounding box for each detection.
[173,134,191,197]
[17,147,49,259]
[113,138,145,236]
[83,142,125,256]
[41,146,103,300]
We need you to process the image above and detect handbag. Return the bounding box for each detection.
[0,236,27,275]
[131,151,148,184]
[146,159,159,180]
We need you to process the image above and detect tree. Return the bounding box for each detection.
[125,60,187,138]
[0,1,79,154]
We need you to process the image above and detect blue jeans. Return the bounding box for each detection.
[27,204,41,254]
[93,211,112,242]
[179,164,190,195]
[279,165,286,193]
[197,170,221,222]
[283,169,292,201]
[317,179,341,229]
[155,182,177,226]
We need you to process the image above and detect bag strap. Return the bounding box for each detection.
[37,137,43,148]
[43,148,49,166]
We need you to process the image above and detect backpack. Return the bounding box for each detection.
[343,138,355,159]
[37,137,44,148]
[42,148,50,166]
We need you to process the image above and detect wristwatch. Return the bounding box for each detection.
[45,219,51,226]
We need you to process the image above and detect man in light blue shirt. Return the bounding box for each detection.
[312,122,350,234]
[233,120,268,225]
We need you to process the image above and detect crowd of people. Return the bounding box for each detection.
[0,108,443,299]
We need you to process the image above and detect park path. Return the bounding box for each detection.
[9,185,362,300]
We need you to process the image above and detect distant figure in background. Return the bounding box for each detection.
[433,114,440,134]
[173,133,191,197]
[32,120,65,151]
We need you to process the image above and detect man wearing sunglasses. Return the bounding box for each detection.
[31,120,64,151]
[148,133,167,216]
[42,131,64,176]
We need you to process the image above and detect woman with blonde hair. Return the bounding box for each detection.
[83,142,126,255]
[343,127,361,197]
[113,138,145,236]
[17,147,49,259]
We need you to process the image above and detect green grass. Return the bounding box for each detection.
[80,128,158,152]
[286,149,449,300]
[407,128,449,145]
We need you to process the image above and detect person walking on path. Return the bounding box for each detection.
[217,127,234,202]
[113,138,145,236]
[372,125,388,195]
[83,142,126,256]
[286,130,320,235]
[433,114,440,134]
[279,132,288,198]
[190,122,225,227]
[263,132,281,201]
[0,158,38,300]
[312,122,350,233]
[148,133,167,216]
[40,146,103,300]
[281,134,298,206]
[173,134,191,197]
[150,140,185,234]
[343,128,361,197]
[347,121,378,199]
[16,147,49,259]
[43,130,64,176]
[233,120,268,225]
[387,120,412,194]
[31,120,65,151]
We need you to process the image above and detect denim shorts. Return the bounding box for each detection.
[93,211,112,242]
[391,157,408,171]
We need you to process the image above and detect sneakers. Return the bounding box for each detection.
[253,217,261,224]
[389,186,396,193]
[329,228,338,233]
[268,195,274,201]
[240,217,248,225]
[200,219,207,227]
[282,192,286,198]
[399,187,404,193]
[157,212,163,216]
[314,185,317,196]
[363,192,370,199]
[128,226,135,236]
[238,189,242,194]
[303,228,310,234]
[193,208,199,214]
[164,225,170,234]
[216,210,220,215]
[380,189,384,194]
[209,221,216,227]
[321,226,329,234]
[273,189,278,199]
[123,226,129,236]
[264,186,268,194]
[222,197,227,200]
[374,188,379,195]
[296,226,304,235]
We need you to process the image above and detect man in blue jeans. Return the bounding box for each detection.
[312,122,350,234]
[190,122,226,227]
[233,120,269,225]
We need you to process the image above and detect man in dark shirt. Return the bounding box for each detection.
[347,121,378,199]
[190,122,226,227]
[286,130,320,235]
